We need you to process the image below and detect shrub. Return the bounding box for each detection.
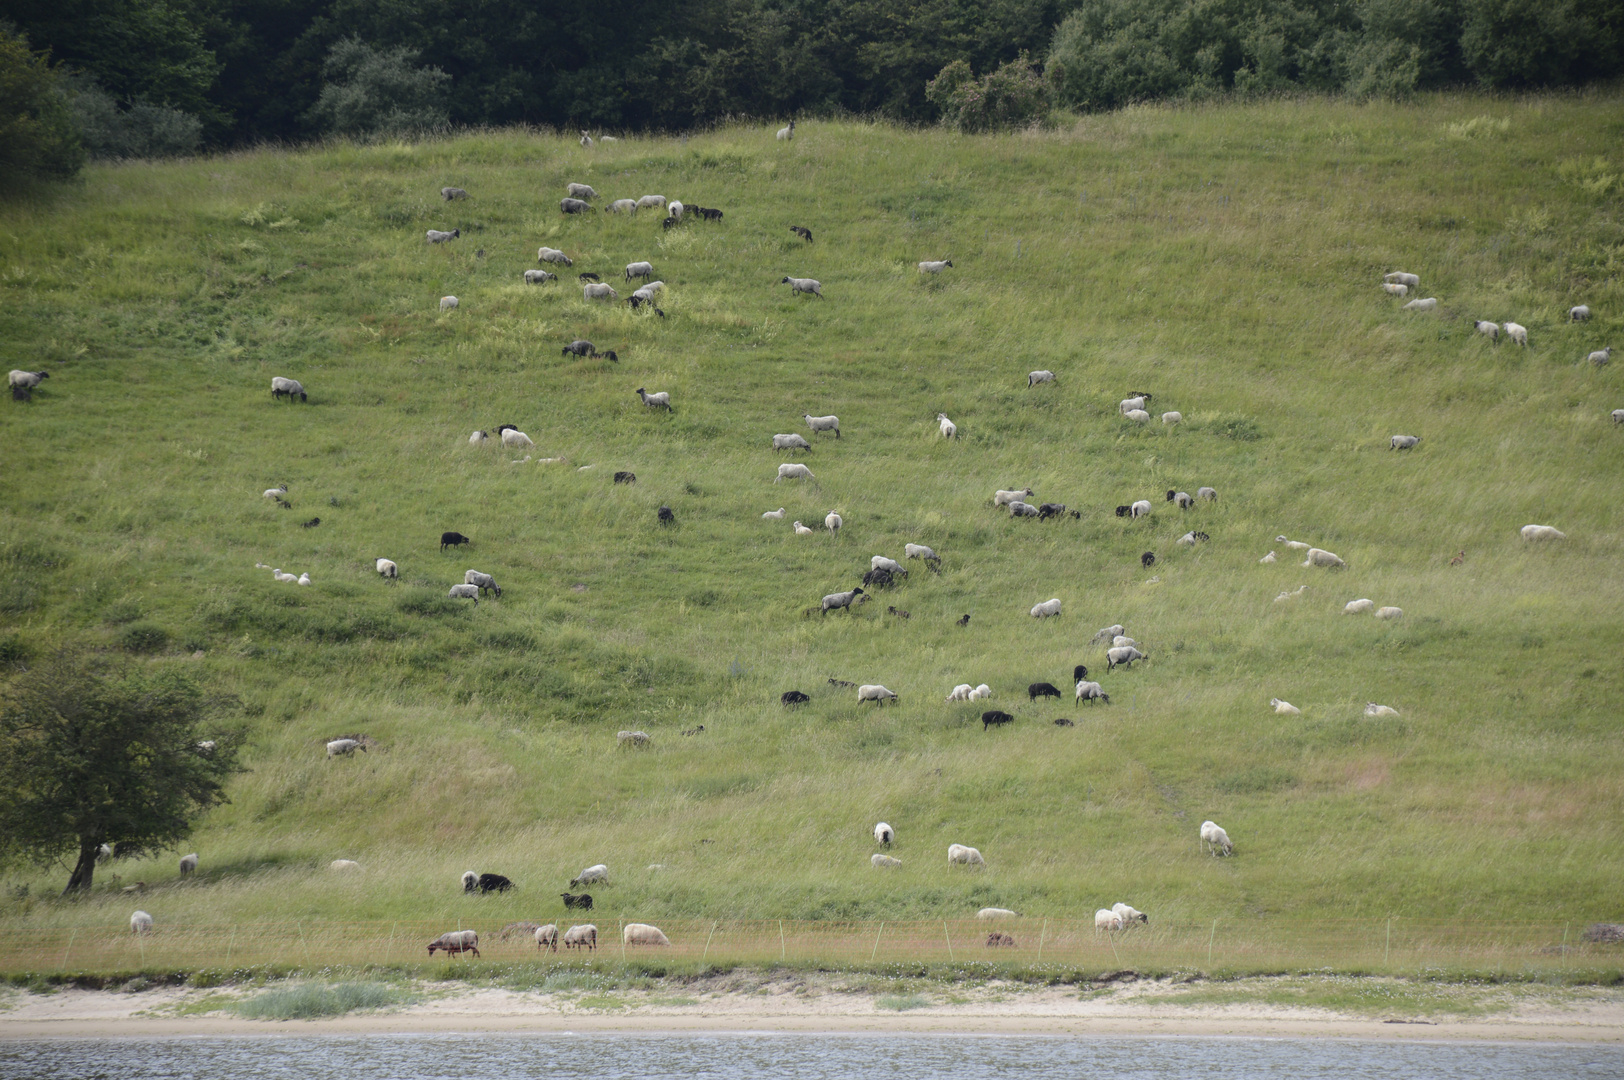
[0,30,83,187]
[926,53,1050,132]
[62,73,202,160]
[306,38,450,137]
[119,622,170,653]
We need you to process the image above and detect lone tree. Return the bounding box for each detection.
[0,652,244,895]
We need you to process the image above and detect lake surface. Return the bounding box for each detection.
[1,1034,1619,1079]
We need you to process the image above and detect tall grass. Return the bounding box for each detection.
[233,980,407,1019]
[0,91,1621,958]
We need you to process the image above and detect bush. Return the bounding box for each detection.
[62,74,202,160]
[306,38,450,137]
[0,30,83,187]
[926,53,1050,132]
[119,622,170,653]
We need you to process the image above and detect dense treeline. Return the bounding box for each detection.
[1,0,1622,165]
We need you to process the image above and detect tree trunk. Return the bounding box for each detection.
[62,837,99,895]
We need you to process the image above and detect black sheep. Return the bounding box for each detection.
[614,471,636,484]
[1054,718,1076,727]
[789,225,813,242]
[1142,551,1156,568]
[781,690,811,705]
[578,272,602,282]
[1028,682,1062,701]
[657,506,675,524]
[683,725,705,735]
[1073,664,1089,681]
[468,872,514,894]
[1037,503,1068,520]
[1115,505,1132,518]
[982,710,1014,731]
[862,567,896,588]
[561,892,593,910]
[301,517,321,528]
[957,614,971,627]
[441,531,472,551]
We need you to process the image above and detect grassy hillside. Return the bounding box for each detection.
[2,91,1622,948]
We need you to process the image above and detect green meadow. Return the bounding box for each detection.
[1,90,1622,968]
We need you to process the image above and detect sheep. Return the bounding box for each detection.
[617,730,650,748]
[1124,409,1151,423]
[1259,552,1276,563]
[608,199,637,214]
[1402,297,1439,311]
[982,710,1014,730]
[297,572,311,586]
[1130,500,1153,518]
[781,276,823,298]
[522,270,557,286]
[763,508,787,519]
[426,229,460,243]
[986,932,1018,947]
[777,463,816,484]
[1075,680,1109,704]
[1344,599,1375,614]
[1029,682,1062,700]
[1271,698,1301,715]
[866,557,904,579]
[1614,410,1624,425]
[428,930,480,957]
[1095,909,1124,931]
[1274,586,1308,602]
[449,584,481,605]
[637,195,667,210]
[858,685,897,704]
[1520,524,1567,541]
[1106,646,1145,671]
[624,923,670,946]
[1054,718,1075,727]
[535,924,559,952]
[789,225,813,242]
[1030,598,1063,619]
[1038,503,1069,520]
[1384,272,1420,287]
[918,259,953,274]
[326,738,364,757]
[781,690,810,705]
[667,200,685,222]
[330,859,361,871]
[1382,283,1408,297]
[501,429,534,449]
[905,544,939,564]
[1162,411,1182,424]
[262,484,288,500]
[658,506,676,525]
[802,414,841,440]
[614,471,635,484]
[968,684,991,700]
[579,131,593,147]
[635,387,672,410]
[793,520,815,534]
[1112,902,1149,926]
[440,296,459,312]
[773,433,812,451]
[272,569,298,583]
[1028,370,1056,387]
[1198,487,1218,501]
[871,822,896,846]
[9,370,49,391]
[776,119,796,140]
[625,261,655,282]
[1008,501,1040,518]
[561,892,593,909]
[270,376,307,402]
[872,854,902,868]
[821,587,865,614]
[1474,320,1500,341]
[179,853,198,876]
[583,283,619,302]
[948,844,985,866]
[434,184,466,202]
[560,198,593,215]
[946,683,974,701]
[1167,490,1194,508]
[1120,395,1151,414]
[563,340,610,359]
[130,910,153,934]
[1111,636,1141,649]
[441,531,472,551]
[1589,347,1613,366]
[937,413,957,439]
[978,907,1017,919]
[1275,536,1312,550]
[570,864,609,887]
[566,182,598,200]
[469,431,488,445]
[1200,820,1233,856]
[1390,435,1420,450]
[994,488,1035,507]
[563,924,598,951]
[538,247,573,266]
[1365,702,1400,717]
[1505,322,1528,346]
[825,511,843,535]
[1570,305,1592,322]
[464,570,501,598]
[1178,531,1209,546]
[1302,548,1347,569]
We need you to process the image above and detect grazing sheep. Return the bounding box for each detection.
[858,685,898,704]
[781,690,810,705]
[464,570,501,598]
[441,187,468,200]
[978,908,1017,919]
[1570,305,1592,322]
[1028,682,1062,701]
[1106,646,1145,671]
[635,387,671,410]
[1028,370,1056,387]
[501,428,534,449]
[1095,909,1124,931]
[440,296,458,312]
[1365,702,1400,718]
[947,683,974,701]
[1474,320,1500,341]
[919,259,953,274]
[1178,531,1209,546]
[179,853,198,876]
[582,283,618,301]
[538,247,573,267]
[624,923,670,946]
[657,506,676,525]
[1162,411,1182,424]
[789,225,813,242]
[1390,435,1420,450]
[1124,409,1151,423]
[667,200,685,222]
[617,730,651,748]
[905,544,939,564]
[938,413,957,438]
[870,556,906,577]
[1506,322,1528,346]
[1198,487,1218,501]
[872,854,902,868]
[1271,698,1301,715]
[1038,503,1070,520]
[130,910,153,934]
[1344,598,1375,614]
[1302,548,1347,568]
[326,738,364,758]
[9,370,48,391]
[1111,636,1141,650]
[560,198,593,215]
[566,182,598,200]
[982,710,1014,730]
[1120,395,1151,414]
[636,195,667,211]
[1130,500,1153,518]
[1403,297,1439,311]
[468,431,489,447]
[1589,347,1613,366]
[614,471,635,484]
[1030,598,1063,619]
[535,924,559,952]
[773,433,812,451]
[1520,524,1567,541]
[803,413,840,439]
[777,463,816,484]
[1075,680,1108,705]
[270,376,307,402]
[1200,820,1233,856]
[1375,604,1405,620]
[625,261,654,281]
[440,531,472,552]
[426,229,460,243]
[561,892,593,910]
[523,269,557,285]
[781,276,823,298]
[948,844,985,866]
[986,932,1017,947]
[563,924,598,951]
[449,584,481,605]
[1008,501,1040,518]
[821,587,865,614]
[825,511,843,535]
[1054,717,1076,727]
[428,930,480,957]
[608,199,637,214]
[994,488,1035,507]
[1614,410,1624,425]
[1073,664,1089,681]
[1382,282,1409,297]
[570,864,609,887]
[1384,272,1420,287]
[262,484,287,500]
[777,119,796,140]
[1167,490,1194,508]
[874,822,894,845]
[968,684,991,700]
[1113,902,1149,926]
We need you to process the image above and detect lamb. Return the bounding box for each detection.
[501,428,534,449]
[635,387,671,410]
[1178,531,1209,546]
[658,506,675,524]
[1365,702,1400,717]
[1474,320,1500,341]
[773,433,813,451]
[1111,636,1141,649]
[449,584,481,604]
[1589,347,1613,366]
[1075,681,1108,704]
[566,182,598,200]
[937,413,957,439]
[270,376,307,402]
[326,738,364,757]
[803,413,840,438]
[523,269,556,284]
[1028,370,1056,387]
[918,260,953,274]
[763,508,787,519]
[968,684,991,700]
[608,199,637,214]
[946,684,974,701]
[994,488,1034,507]
[563,924,599,951]
[793,520,815,534]
[571,864,609,887]
[464,570,501,598]
[777,463,816,483]
[1390,435,1420,450]
[1124,409,1151,423]
[611,471,635,484]
[297,573,311,586]
[273,569,298,583]
[623,923,670,946]
[637,195,667,210]
[1106,646,1145,671]
[1271,698,1301,715]
[617,730,650,748]
[1275,536,1312,551]
[1302,548,1347,568]
[1520,524,1567,541]
[1028,682,1062,700]
[330,859,361,871]
[1260,552,1276,563]
[561,892,593,909]
[1198,487,1218,501]
[535,924,559,952]
[978,907,1017,919]
[1167,490,1194,508]
[428,930,480,957]
[781,276,823,297]
[583,283,619,301]
[858,685,898,704]
[179,853,198,876]
[8,370,48,390]
[875,822,894,845]
[130,910,153,934]
[1384,272,1420,287]
[1374,605,1405,621]
[560,198,593,214]
[1112,902,1148,926]
[1382,282,1409,297]
[1570,305,1592,322]
[1095,909,1124,931]
[948,844,985,866]
[441,187,468,200]
[777,119,795,140]
[1200,820,1233,856]
[426,229,460,243]
[821,587,865,613]
[538,247,573,266]
[440,296,458,312]
[625,261,655,281]
[905,544,939,562]
[1344,599,1375,614]
[872,854,902,868]
[1162,411,1182,424]
[441,531,472,551]
[1505,322,1528,346]
[1402,297,1439,311]
[1030,598,1063,618]
[986,932,1017,947]
[825,511,842,534]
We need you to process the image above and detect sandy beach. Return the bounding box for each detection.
[2,974,1621,1042]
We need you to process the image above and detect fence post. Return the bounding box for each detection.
[703,921,718,964]
[870,922,884,964]
[1037,919,1047,963]
[226,927,236,969]
[1207,920,1218,970]
[943,920,953,963]
[60,928,76,972]
[779,920,785,962]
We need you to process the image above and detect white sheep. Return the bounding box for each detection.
[1112,635,1140,649]
[625,261,654,281]
[1390,435,1420,450]
[635,387,671,410]
[1090,624,1126,645]
[262,484,287,500]
[1030,598,1063,618]
[1302,548,1346,568]
[1474,320,1500,341]
[272,569,298,583]
[994,488,1034,507]
[1259,551,1276,563]
[1200,820,1233,856]
[1520,524,1566,541]
[636,195,666,210]
[326,738,363,759]
[762,508,786,519]
[946,684,973,701]
[1382,282,1409,297]
[1274,586,1307,602]
[330,859,361,871]
[1106,646,1145,671]
[624,923,670,946]
[1075,680,1108,704]
[1009,501,1040,518]
[1403,297,1439,311]
[948,844,984,866]
[631,281,665,302]
[449,583,481,604]
[821,587,864,613]
[1120,395,1149,414]
[1613,409,1624,425]
[566,182,598,200]
[905,543,938,561]
[297,573,311,586]
[1124,409,1151,423]
[1505,322,1528,346]
[1177,531,1204,546]
[1198,487,1218,501]
[1589,347,1613,366]
[773,433,812,451]
[374,559,398,581]
[501,428,534,449]
[1028,370,1056,387]
[1112,902,1148,925]
[130,910,153,934]
[1365,702,1399,717]
[937,413,957,439]
[535,924,559,951]
[857,684,897,704]
[777,119,795,140]
[440,296,458,312]
[1376,606,1403,620]
[1344,598,1375,613]
[968,684,991,700]
[781,276,823,297]
[918,259,953,274]
[667,200,685,222]
[825,511,842,534]
[523,269,556,284]
[9,370,49,390]
[978,908,1016,919]
[579,131,593,148]
[465,570,501,597]
[793,521,814,534]
[583,283,619,301]
[1095,909,1124,931]
[871,854,901,868]
[1570,305,1592,322]
[1271,698,1301,715]
[804,413,840,438]
[777,463,815,483]
[1384,272,1420,287]
[538,247,573,266]
[1162,411,1182,424]
[563,924,597,950]
[270,376,306,402]
[178,853,198,876]
[571,864,609,886]
[1130,500,1152,518]
[426,229,460,243]
[870,556,906,576]
[1275,536,1312,550]
[608,199,637,214]
[874,822,894,845]
[469,431,488,445]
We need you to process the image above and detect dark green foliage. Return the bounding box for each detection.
[118,623,171,653]
[0,30,84,186]
[61,72,203,159]
[305,38,450,137]
[926,53,1051,131]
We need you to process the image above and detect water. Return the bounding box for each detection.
[1,1034,1618,1080]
